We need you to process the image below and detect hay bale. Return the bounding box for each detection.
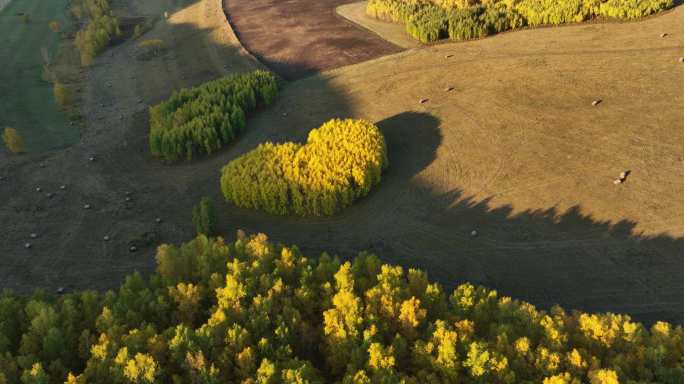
[592,99,602,106]
[679,57,684,63]
[56,287,64,294]
[46,192,54,198]
[83,204,91,209]
[24,242,31,249]
[35,187,41,192]
[661,33,668,38]
[470,230,478,237]
[103,235,110,241]
[613,178,623,185]
[129,245,137,252]
[155,217,162,224]
[419,98,429,104]
[60,185,66,190]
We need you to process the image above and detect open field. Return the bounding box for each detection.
[0,0,77,152]
[222,0,402,79]
[0,0,683,326]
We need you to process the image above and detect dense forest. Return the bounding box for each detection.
[1,233,684,383]
[367,0,674,42]
[149,71,278,161]
[220,119,388,216]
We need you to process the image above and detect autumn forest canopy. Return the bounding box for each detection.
[2,233,684,383]
[367,0,674,42]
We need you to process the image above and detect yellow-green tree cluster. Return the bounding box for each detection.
[149,70,278,161]
[367,0,672,42]
[73,0,121,66]
[1,233,684,383]
[220,118,388,216]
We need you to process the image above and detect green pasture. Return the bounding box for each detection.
[0,0,78,152]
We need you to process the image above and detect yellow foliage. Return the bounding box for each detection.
[588,369,620,384]
[368,343,395,370]
[514,337,530,354]
[123,353,158,383]
[221,118,388,216]
[567,348,587,369]
[2,127,24,154]
[137,39,164,49]
[53,82,71,108]
[544,372,579,384]
[399,296,426,329]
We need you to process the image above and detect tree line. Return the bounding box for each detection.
[72,0,121,66]
[220,118,388,216]
[367,0,673,43]
[148,70,279,161]
[1,232,684,383]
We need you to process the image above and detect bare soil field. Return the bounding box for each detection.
[222,0,402,79]
[1,0,684,325]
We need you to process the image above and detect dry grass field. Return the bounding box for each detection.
[0,0,683,325]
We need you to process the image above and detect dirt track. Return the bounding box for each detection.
[1,0,684,324]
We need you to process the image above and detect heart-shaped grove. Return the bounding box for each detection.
[220,118,388,216]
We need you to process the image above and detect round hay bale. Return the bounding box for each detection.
[83,204,91,209]
[155,217,162,224]
[679,57,684,63]
[60,185,66,190]
[661,33,668,38]
[56,287,65,294]
[103,235,110,241]
[46,192,53,198]
[125,197,132,202]
[24,242,31,249]
[613,178,623,185]
[592,99,602,107]
[470,230,478,237]
[419,98,429,104]
[30,233,37,239]
[129,245,137,252]
[35,187,41,192]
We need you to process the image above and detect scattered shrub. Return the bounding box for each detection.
[192,197,216,236]
[133,24,142,38]
[137,38,165,58]
[53,82,71,108]
[367,0,672,42]
[2,127,24,154]
[221,118,388,216]
[48,20,61,33]
[0,233,684,382]
[148,70,278,161]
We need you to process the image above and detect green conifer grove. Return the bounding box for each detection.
[149,71,278,161]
